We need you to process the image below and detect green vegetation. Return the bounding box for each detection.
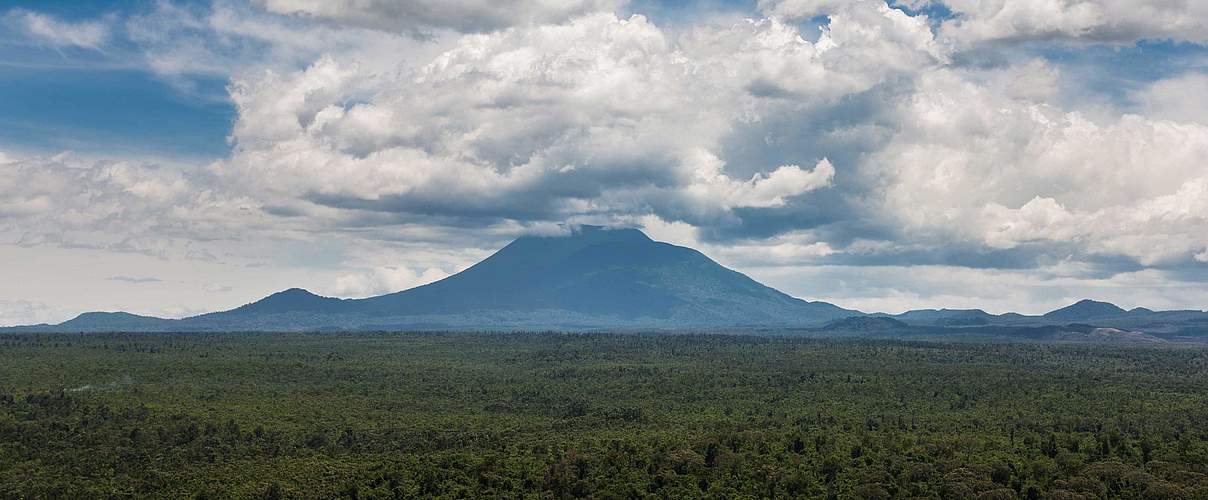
[2,332,1207,498]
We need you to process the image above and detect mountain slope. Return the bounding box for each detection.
[24,225,857,331]
[225,288,348,315]
[58,312,173,330]
[893,309,996,326]
[347,226,850,325]
[14,227,1204,334]
[1043,299,1127,321]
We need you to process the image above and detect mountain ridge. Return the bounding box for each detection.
[13,226,857,331]
[5,226,1206,335]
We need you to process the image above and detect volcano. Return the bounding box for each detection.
[32,226,857,331]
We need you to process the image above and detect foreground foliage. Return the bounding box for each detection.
[1,332,1207,498]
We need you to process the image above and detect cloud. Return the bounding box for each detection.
[763,0,1208,47]
[9,10,111,50]
[107,276,163,284]
[0,150,264,258]
[213,8,940,233]
[675,157,836,213]
[329,265,449,297]
[935,0,1208,46]
[254,0,628,34]
[0,299,59,327]
[117,2,1208,276]
[859,67,1208,267]
[747,263,1208,315]
[202,283,233,293]
[1132,72,1208,124]
[124,0,438,80]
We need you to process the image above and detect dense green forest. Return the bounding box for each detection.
[1,332,1207,498]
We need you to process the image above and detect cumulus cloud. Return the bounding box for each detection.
[0,151,262,257]
[254,0,627,34]
[74,2,1208,273]
[0,299,59,327]
[936,0,1208,46]
[1132,72,1208,124]
[763,0,1208,47]
[861,67,1208,267]
[125,0,438,80]
[9,10,111,50]
[749,263,1208,315]
[329,266,449,297]
[670,156,836,215]
[214,8,940,234]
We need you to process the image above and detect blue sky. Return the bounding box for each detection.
[2,0,1208,324]
[0,0,233,158]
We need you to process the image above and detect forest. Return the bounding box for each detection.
[1,331,1207,498]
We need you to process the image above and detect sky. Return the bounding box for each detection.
[2,0,1208,325]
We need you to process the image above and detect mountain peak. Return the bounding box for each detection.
[278,287,319,297]
[58,311,168,330]
[67,311,150,322]
[229,288,345,315]
[1043,299,1126,320]
[17,227,859,331]
[347,225,855,326]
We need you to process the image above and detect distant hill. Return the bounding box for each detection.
[58,312,173,330]
[822,316,909,331]
[893,309,994,326]
[1042,299,1127,321]
[19,226,857,332]
[6,227,1208,337]
[225,288,349,315]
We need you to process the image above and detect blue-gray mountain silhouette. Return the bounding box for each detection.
[346,226,847,321]
[9,226,1208,336]
[24,226,857,331]
[1042,299,1127,321]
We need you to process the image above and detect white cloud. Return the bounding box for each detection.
[988,58,1061,103]
[329,266,449,297]
[763,0,1208,47]
[687,158,836,209]
[936,0,1208,46]
[125,1,443,80]
[11,10,110,50]
[0,151,263,257]
[750,264,1208,315]
[0,299,58,327]
[254,0,628,34]
[1132,72,1208,124]
[856,66,1208,266]
[213,9,939,231]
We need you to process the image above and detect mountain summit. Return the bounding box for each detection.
[1043,299,1127,321]
[33,226,857,331]
[345,225,853,324]
[20,227,1201,334]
